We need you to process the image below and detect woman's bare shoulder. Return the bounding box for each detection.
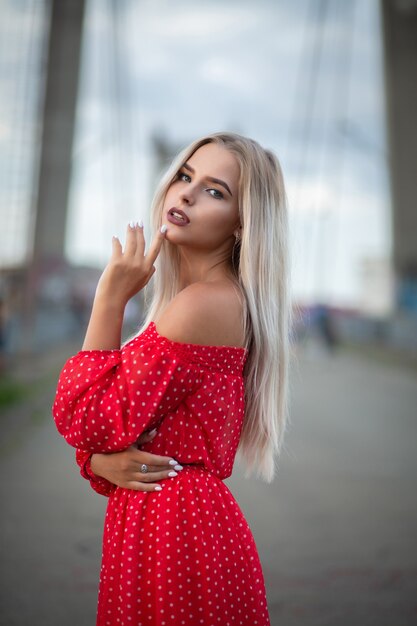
[154,280,246,348]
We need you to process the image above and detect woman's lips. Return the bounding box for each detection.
[166,208,190,226]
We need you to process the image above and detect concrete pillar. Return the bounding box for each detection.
[31,0,85,265]
[381,0,417,307]
[21,0,85,351]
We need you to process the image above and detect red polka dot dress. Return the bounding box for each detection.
[53,321,271,626]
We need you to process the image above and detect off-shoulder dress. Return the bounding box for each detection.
[53,321,271,626]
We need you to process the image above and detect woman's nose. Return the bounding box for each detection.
[179,186,195,204]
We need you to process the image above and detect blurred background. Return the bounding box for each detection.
[0,1,416,625]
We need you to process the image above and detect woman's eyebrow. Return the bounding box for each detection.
[183,162,233,197]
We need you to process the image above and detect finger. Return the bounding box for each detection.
[136,431,157,447]
[134,449,178,467]
[126,481,166,492]
[111,235,122,259]
[136,430,154,444]
[135,461,178,474]
[134,221,145,259]
[135,461,176,474]
[144,226,167,270]
[136,468,177,482]
[124,222,137,257]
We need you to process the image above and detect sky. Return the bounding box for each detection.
[0,0,392,308]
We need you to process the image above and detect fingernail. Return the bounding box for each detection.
[174,465,183,471]
[169,459,177,465]
[129,221,135,228]
[168,471,178,477]
[154,485,163,491]
[149,428,157,436]
[160,224,168,234]
[138,219,144,228]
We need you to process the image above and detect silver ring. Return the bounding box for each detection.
[141,463,148,473]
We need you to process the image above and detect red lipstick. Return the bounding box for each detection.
[167,208,190,226]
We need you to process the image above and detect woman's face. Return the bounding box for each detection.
[161,142,240,251]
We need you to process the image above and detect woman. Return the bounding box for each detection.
[53,131,291,626]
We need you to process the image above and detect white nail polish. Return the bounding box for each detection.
[160,224,168,233]
[174,465,183,471]
[169,459,177,465]
[168,471,178,477]
[138,219,144,228]
[154,485,162,491]
[129,221,135,228]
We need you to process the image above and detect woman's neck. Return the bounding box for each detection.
[177,249,236,289]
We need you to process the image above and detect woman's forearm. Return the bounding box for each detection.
[82,296,125,351]
[90,452,107,478]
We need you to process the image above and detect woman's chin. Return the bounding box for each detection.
[164,228,186,245]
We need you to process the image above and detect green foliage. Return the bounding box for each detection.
[0,377,26,408]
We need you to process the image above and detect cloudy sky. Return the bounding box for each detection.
[0,0,391,307]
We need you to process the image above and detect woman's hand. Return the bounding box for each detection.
[96,222,168,305]
[81,222,168,351]
[89,429,183,491]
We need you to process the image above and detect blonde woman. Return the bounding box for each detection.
[53,132,290,626]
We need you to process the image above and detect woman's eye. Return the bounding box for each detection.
[207,188,223,199]
[175,172,223,199]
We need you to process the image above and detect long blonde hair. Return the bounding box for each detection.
[136,132,291,483]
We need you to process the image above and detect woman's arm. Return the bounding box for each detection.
[90,432,183,491]
[52,223,201,453]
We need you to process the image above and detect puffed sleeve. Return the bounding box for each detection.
[75,449,116,497]
[52,332,199,453]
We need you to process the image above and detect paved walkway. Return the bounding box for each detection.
[1,342,416,625]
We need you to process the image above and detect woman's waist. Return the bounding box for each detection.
[110,463,227,501]
[138,442,232,479]
[176,462,224,478]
